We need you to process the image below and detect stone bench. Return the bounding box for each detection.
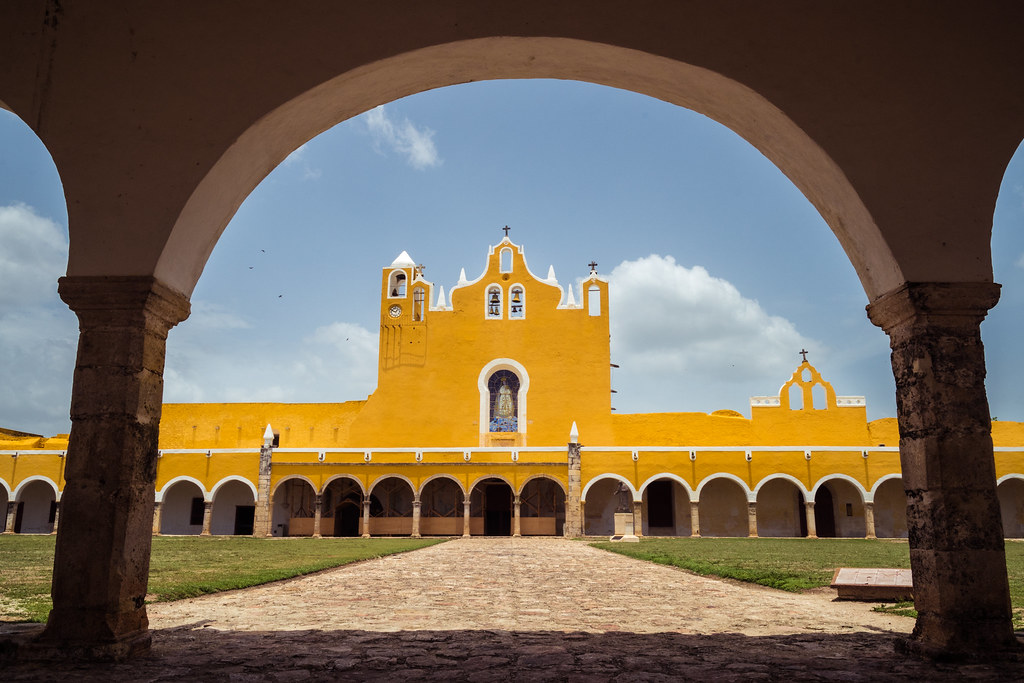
[830,567,913,601]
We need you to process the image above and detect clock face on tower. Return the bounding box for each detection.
[389,304,402,318]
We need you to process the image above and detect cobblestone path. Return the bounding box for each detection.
[5,537,1023,681]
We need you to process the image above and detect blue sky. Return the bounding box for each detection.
[1,79,1023,436]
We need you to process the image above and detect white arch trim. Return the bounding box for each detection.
[869,473,905,501]
[696,473,754,502]
[753,473,810,500]
[270,474,318,498]
[210,475,258,502]
[418,473,467,497]
[156,475,209,503]
[467,473,517,494]
[517,474,567,497]
[810,473,868,503]
[13,475,59,501]
[638,473,696,503]
[478,358,530,436]
[997,473,1024,486]
[581,473,638,502]
[323,473,368,496]
[0,478,11,498]
[368,473,418,497]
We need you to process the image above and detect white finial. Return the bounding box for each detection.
[390,250,415,267]
[457,268,468,285]
[566,283,577,307]
[546,265,557,283]
[436,285,447,308]
[263,424,274,447]
[569,421,579,443]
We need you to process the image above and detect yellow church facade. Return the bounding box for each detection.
[4,237,1024,540]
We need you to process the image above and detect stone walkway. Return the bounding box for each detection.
[4,537,1023,680]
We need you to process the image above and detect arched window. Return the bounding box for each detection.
[500,248,513,273]
[488,370,520,432]
[509,286,524,318]
[486,285,502,318]
[389,270,407,297]
[588,285,601,316]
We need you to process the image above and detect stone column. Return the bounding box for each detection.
[747,502,758,538]
[867,281,1014,656]
[564,441,583,537]
[312,494,323,538]
[690,501,701,537]
[632,500,643,538]
[462,499,471,537]
[252,436,274,537]
[40,276,189,658]
[863,501,877,539]
[579,500,587,536]
[51,501,61,534]
[362,497,371,538]
[200,501,213,536]
[411,499,421,538]
[4,500,17,534]
[513,496,521,537]
[804,501,817,539]
[152,501,162,535]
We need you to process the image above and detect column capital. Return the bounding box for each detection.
[58,275,191,332]
[866,281,1000,334]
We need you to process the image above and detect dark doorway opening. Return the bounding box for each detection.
[335,502,361,537]
[233,505,255,535]
[798,491,808,537]
[647,480,675,528]
[814,486,836,538]
[484,483,512,536]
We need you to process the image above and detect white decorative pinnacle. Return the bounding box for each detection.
[436,285,447,308]
[390,250,415,267]
[263,424,274,447]
[569,421,579,443]
[457,267,468,285]
[546,265,557,283]
[566,283,577,307]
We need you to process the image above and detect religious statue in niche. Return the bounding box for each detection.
[488,370,519,432]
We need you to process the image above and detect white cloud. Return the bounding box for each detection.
[281,143,322,181]
[608,255,816,414]
[1015,252,1024,269]
[366,105,442,170]
[0,203,68,309]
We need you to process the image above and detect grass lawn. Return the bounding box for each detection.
[0,535,444,623]
[591,537,1024,628]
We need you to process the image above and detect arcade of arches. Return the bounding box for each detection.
[1,2,1023,661]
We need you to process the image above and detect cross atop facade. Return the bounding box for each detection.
[799,349,809,362]
[588,260,598,272]
[502,225,511,237]
[416,264,425,276]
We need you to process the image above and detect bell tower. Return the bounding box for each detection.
[379,250,430,370]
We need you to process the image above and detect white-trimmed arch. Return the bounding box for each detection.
[368,473,418,498]
[810,473,868,503]
[270,474,318,498]
[753,473,810,500]
[467,473,516,495]
[0,478,11,498]
[210,475,258,502]
[696,473,753,502]
[517,473,567,497]
[581,473,638,502]
[997,473,1024,486]
[478,358,530,436]
[639,473,696,503]
[869,473,905,502]
[13,475,60,501]
[323,473,367,496]
[156,475,208,502]
[418,473,467,497]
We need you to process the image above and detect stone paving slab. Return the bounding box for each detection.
[4,537,1023,680]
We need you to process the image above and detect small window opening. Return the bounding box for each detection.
[272,432,280,448]
[510,286,524,318]
[845,503,853,517]
[588,285,601,316]
[413,288,425,321]
[500,248,513,273]
[487,286,502,318]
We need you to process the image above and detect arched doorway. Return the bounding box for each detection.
[271,478,317,537]
[519,477,565,536]
[323,477,364,537]
[641,478,691,536]
[873,478,908,539]
[756,478,806,538]
[698,478,748,537]
[209,480,256,536]
[13,480,56,534]
[419,477,464,536]
[814,479,866,538]
[582,477,632,536]
[998,478,1024,539]
[470,478,513,536]
[368,477,414,536]
[159,479,205,535]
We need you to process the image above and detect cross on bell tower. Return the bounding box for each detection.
[588,260,598,274]
[799,349,809,363]
[502,225,511,237]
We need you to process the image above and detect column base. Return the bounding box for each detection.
[361,533,370,539]
[895,633,1023,663]
[23,626,152,662]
